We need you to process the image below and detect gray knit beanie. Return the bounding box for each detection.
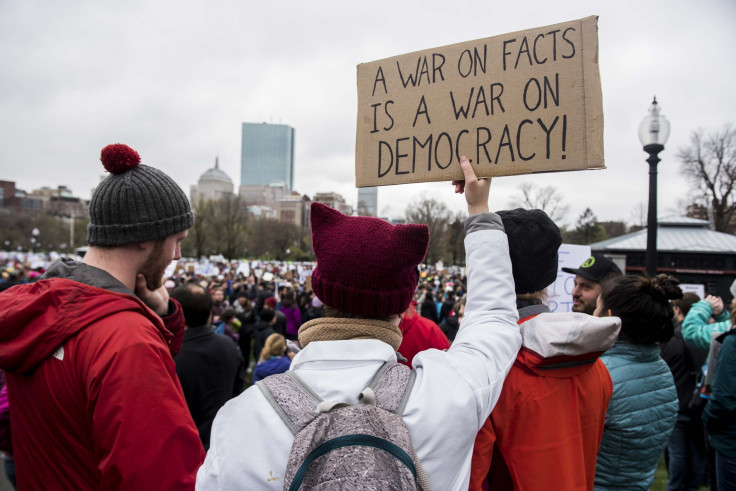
[87,143,194,246]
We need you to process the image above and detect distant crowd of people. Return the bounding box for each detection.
[0,145,733,490]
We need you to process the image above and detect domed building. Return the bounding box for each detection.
[190,157,234,203]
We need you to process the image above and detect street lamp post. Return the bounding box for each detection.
[70,209,75,249]
[30,227,40,254]
[638,97,670,277]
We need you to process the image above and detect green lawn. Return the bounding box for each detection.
[650,454,709,491]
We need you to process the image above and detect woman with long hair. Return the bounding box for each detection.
[252,333,291,383]
[594,274,681,490]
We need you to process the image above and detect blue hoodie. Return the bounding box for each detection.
[252,356,291,383]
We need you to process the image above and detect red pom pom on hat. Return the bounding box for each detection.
[100,144,141,174]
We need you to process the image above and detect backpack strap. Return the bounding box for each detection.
[368,362,430,490]
[258,362,416,431]
[257,370,323,435]
[367,362,416,415]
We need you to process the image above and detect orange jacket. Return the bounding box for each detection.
[470,306,620,490]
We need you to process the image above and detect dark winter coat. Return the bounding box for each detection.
[175,326,245,450]
[420,298,439,324]
[252,321,277,361]
[660,321,708,417]
[703,329,736,457]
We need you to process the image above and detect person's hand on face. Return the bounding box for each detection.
[135,273,170,317]
[706,295,724,316]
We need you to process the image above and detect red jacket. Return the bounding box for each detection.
[398,302,450,367]
[470,306,620,491]
[0,275,205,490]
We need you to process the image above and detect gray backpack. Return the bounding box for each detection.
[257,362,431,490]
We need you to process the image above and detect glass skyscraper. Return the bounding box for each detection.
[240,122,295,190]
[357,187,378,216]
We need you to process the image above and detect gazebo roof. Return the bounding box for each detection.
[591,216,736,254]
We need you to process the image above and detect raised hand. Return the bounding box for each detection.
[451,156,491,215]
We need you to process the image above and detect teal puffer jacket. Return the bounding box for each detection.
[682,299,731,350]
[595,341,678,490]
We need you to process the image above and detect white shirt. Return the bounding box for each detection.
[196,225,521,491]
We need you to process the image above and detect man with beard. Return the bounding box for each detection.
[562,254,622,315]
[0,144,204,489]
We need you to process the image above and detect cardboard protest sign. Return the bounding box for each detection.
[355,16,603,187]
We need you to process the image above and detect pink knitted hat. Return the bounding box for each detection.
[310,202,429,317]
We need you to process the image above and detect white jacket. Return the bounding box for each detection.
[196,213,521,491]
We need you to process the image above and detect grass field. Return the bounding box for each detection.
[650,454,710,491]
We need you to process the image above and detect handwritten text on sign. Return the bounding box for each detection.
[355,16,604,187]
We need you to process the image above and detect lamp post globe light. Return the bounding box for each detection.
[638,97,671,277]
[30,227,40,253]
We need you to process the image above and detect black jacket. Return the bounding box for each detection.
[660,321,708,416]
[174,326,245,450]
[420,299,439,324]
[440,315,460,343]
[252,321,276,361]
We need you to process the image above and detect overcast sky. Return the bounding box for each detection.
[1,0,734,228]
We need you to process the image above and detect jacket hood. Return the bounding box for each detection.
[0,277,162,374]
[516,311,621,378]
[399,302,421,335]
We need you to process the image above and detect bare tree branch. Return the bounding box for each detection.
[509,181,570,223]
[678,124,736,232]
[405,193,451,264]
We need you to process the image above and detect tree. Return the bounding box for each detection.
[405,194,451,265]
[564,208,607,245]
[678,124,736,233]
[510,181,570,223]
[183,197,214,259]
[599,221,628,240]
[243,217,309,261]
[182,194,249,260]
[0,212,89,253]
[446,213,466,265]
[264,220,300,261]
[212,194,248,261]
[244,216,271,259]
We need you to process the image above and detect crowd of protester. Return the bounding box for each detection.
[2,248,733,490]
[0,145,733,490]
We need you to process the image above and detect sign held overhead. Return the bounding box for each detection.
[355,16,604,187]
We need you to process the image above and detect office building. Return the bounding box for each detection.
[240,122,295,190]
[313,192,352,216]
[277,193,311,228]
[357,187,378,217]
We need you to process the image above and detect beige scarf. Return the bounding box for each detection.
[298,317,402,351]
